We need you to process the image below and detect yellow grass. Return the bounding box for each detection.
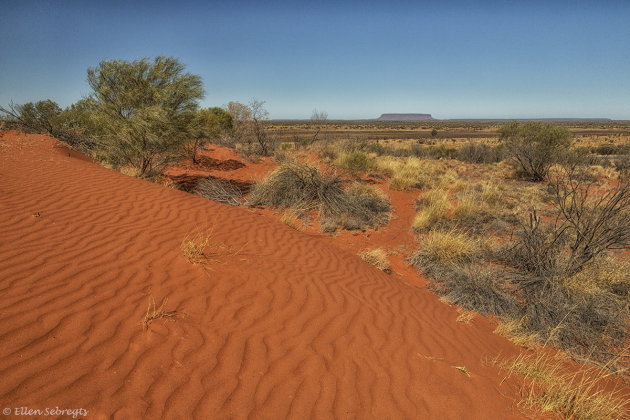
[359,248,391,272]
[180,225,243,265]
[494,318,542,350]
[455,308,476,324]
[142,296,176,329]
[498,352,629,420]
[280,210,303,231]
[418,229,478,265]
[413,188,450,230]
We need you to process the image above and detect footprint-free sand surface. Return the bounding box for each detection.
[0,132,529,419]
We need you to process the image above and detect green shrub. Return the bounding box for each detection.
[499,121,572,181]
[334,151,372,173]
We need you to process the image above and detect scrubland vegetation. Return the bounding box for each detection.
[3,55,630,418]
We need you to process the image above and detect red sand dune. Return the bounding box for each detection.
[0,132,534,419]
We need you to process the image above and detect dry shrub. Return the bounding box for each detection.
[359,248,391,273]
[419,263,519,317]
[248,162,391,231]
[327,182,391,230]
[457,141,502,164]
[194,177,242,206]
[498,352,629,420]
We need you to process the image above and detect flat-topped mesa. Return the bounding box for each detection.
[375,113,435,121]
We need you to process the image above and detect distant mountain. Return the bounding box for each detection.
[375,113,435,121]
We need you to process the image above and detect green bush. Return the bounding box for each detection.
[334,151,372,172]
[499,121,572,181]
[87,56,204,176]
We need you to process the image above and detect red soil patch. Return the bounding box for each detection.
[0,132,544,418]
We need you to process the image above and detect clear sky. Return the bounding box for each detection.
[1,0,628,120]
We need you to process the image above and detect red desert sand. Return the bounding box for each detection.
[0,132,536,419]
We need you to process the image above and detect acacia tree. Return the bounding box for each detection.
[87,56,204,176]
[499,121,572,181]
[0,100,62,135]
[184,107,233,163]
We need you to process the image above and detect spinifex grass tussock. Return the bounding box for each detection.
[358,248,391,273]
[333,151,373,173]
[413,188,451,231]
[247,162,391,231]
[411,229,480,266]
[497,351,630,420]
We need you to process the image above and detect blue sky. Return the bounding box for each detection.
[1,0,629,119]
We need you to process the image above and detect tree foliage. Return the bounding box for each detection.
[87,56,204,175]
[184,107,233,163]
[499,121,572,181]
[0,100,62,135]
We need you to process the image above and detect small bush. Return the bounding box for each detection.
[359,248,391,272]
[592,143,630,156]
[334,151,373,173]
[457,141,502,164]
[499,121,572,181]
[248,162,391,231]
[325,182,391,230]
[614,156,630,174]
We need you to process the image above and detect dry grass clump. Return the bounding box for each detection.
[248,162,391,232]
[180,225,241,265]
[498,352,629,420]
[359,248,391,273]
[194,177,242,206]
[373,156,447,191]
[142,297,176,330]
[452,193,490,222]
[451,183,504,227]
[181,228,213,264]
[412,229,480,266]
[372,156,426,190]
[389,157,425,190]
[333,151,373,173]
[494,318,542,350]
[413,188,451,231]
[456,308,476,324]
[280,210,305,231]
[564,256,630,301]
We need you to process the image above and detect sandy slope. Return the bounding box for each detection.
[0,132,529,419]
